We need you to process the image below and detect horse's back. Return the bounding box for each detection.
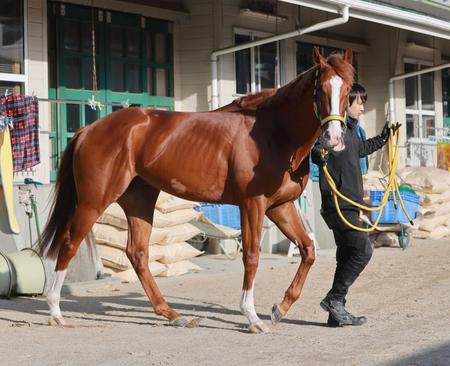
[77,107,249,202]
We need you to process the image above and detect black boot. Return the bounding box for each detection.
[320,298,367,326]
[326,313,342,327]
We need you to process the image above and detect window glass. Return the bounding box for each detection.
[85,105,98,125]
[127,28,140,59]
[111,61,124,92]
[65,58,81,89]
[257,42,277,90]
[443,69,450,122]
[0,0,24,74]
[422,116,435,138]
[156,68,167,96]
[127,64,140,93]
[147,67,154,95]
[235,34,251,94]
[146,31,152,60]
[64,20,81,52]
[406,114,419,140]
[421,70,434,110]
[82,23,99,53]
[67,104,80,132]
[111,27,124,57]
[155,33,167,64]
[405,63,418,109]
[296,43,314,75]
[0,81,23,95]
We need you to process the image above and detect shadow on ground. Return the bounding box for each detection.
[380,342,450,366]
[0,291,325,331]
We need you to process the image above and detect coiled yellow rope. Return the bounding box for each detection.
[322,127,414,232]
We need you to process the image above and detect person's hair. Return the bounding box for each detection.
[348,83,367,105]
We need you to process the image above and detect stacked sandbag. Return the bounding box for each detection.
[94,192,204,280]
[397,167,450,240]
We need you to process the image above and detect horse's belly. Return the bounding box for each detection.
[137,162,232,203]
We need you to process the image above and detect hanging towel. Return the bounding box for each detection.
[0,95,40,172]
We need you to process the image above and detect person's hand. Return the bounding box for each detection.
[318,148,329,166]
[390,122,401,135]
[380,122,402,141]
[380,121,390,141]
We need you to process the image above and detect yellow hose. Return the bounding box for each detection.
[322,126,413,232]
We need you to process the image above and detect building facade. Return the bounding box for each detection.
[0,0,449,252]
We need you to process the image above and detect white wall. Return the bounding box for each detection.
[17,0,50,184]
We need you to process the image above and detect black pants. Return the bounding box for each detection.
[322,210,373,302]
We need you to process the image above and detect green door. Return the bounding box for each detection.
[48,2,174,180]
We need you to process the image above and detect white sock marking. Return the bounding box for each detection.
[240,284,260,325]
[46,269,67,319]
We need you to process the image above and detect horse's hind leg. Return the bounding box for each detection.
[117,178,197,327]
[46,204,100,325]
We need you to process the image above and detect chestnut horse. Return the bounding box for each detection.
[39,48,354,333]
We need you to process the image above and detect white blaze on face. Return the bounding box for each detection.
[326,75,345,151]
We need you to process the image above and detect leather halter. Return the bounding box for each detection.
[313,68,347,127]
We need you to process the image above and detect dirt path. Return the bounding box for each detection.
[1,238,450,366]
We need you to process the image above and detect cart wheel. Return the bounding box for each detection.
[399,224,410,250]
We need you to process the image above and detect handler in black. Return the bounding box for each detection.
[311,83,399,327]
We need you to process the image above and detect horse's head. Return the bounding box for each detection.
[312,47,354,152]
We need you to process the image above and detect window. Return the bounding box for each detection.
[0,0,25,94]
[296,42,358,78]
[47,3,174,180]
[404,60,436,140]
[235,29,280,94]
[443,68,450,132]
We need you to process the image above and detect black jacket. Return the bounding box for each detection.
[311,116,386,215]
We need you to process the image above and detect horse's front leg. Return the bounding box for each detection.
[266,201,315,324]
[239,199,269,333]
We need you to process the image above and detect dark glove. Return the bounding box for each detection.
[317,148,329,166]
[380,122,390,141]
[380,122,402,141]
[390,122,401,135]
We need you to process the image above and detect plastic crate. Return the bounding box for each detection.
[195,204,241,230]
[370,190,420,224]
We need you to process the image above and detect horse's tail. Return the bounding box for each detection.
[37,130,83,259]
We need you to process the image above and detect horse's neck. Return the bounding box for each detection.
[265,67,320,172]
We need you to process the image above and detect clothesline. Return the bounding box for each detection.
[37,98,130,108]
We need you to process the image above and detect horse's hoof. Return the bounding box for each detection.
[170,317,201,328]
[48,316,66,326]
[170,317,189,327]
[186,317,202,328]
[248,321,271,334]
[271,304,284,325]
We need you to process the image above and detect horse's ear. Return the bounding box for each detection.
[343,48,353,65]
[312,47,326,67]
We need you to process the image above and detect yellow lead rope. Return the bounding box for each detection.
[322,127,414,232]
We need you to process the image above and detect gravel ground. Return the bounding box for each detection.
[1,237,449,366]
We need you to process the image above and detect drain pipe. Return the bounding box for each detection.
[210,5,350,110]
[388,63,450,124]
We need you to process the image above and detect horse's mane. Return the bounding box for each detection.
[215,89,277,114]
[259,66,317,110]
